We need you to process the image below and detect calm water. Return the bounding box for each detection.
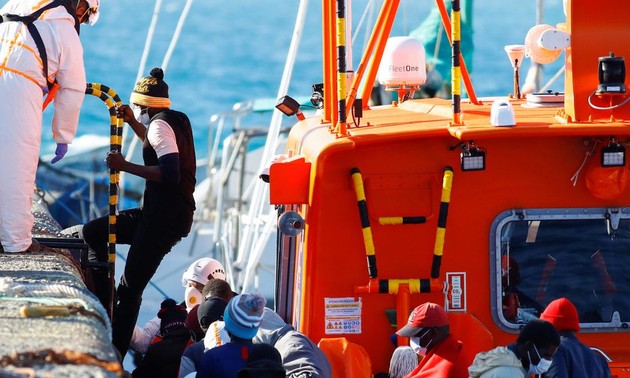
[37,0,565,370]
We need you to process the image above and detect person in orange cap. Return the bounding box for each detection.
[396,302,469,377]
[540,297,611,378]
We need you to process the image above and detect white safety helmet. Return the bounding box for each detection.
[181,257,226,287]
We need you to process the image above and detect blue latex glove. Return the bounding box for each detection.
[51,143,68,164]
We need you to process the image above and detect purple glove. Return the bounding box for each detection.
[51,143,68,164]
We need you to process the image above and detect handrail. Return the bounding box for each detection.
[435,0,480,106]
[350,167,377,278]
[432,166,453,278]
[84,83,122,318]
[334,0,349,136]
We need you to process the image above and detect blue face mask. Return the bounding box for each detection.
[527,344,553,375]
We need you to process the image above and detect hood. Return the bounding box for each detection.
[1,0,75,22]
[254,307,294,345]
[468,346,523,378]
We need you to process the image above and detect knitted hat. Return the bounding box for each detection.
[185,304,205,341]
[396,302,449,337]
[158,298,187,333]
[224,294,266,339]
[540,297,580,332]
[198,296,228,332]
[130,67,171,108]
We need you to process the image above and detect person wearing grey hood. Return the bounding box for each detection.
[468,319,560,378]
[254,308,332,377]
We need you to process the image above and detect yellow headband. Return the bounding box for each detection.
[130,92,171,108]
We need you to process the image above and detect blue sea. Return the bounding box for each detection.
[39,0,565,370]
[41,0,566,158]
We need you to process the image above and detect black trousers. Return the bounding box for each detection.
[83,208,182,359]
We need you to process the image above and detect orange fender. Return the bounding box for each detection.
[318,337,372,378]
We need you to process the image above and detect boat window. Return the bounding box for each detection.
[491,208,630,332]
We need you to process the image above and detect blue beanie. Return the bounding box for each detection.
[224,294,266,339]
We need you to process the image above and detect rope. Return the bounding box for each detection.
[1,278,112,337]
[570,140,598,187]
[0,349,123,375]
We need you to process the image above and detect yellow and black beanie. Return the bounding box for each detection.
[130,67,171,108]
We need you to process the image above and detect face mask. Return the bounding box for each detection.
[133,106,151,125]
[409,329,432,356]
[184,285,202,311]
[409,337,427,356]
[527,344,553,375]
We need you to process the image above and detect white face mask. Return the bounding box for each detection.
[527,344,553,375]
[184,285,202,311]
[409,328,432,356]
[409,337,427,356]
[132,105,151,125]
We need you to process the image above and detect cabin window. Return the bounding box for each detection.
[491,208,630,332]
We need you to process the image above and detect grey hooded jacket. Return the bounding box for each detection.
[254,308,332,378]
[468,346,528,378]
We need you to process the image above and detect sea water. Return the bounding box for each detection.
[41,0,566,158]
[38,0,565,371]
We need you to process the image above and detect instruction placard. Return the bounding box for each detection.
[446,272,467,312]
[324,297,362,334]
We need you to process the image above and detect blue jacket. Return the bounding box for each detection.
[179,340,204,378]
[196,340,253,378]
[543,335,611,378]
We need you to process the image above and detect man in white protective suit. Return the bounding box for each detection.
[0,0,99,253]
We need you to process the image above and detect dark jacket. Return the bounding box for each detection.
[179,340,204,378]
[132,327,192,378]
[542,334,611,378]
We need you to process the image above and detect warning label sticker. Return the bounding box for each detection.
[446,272,467,312]
[324,297,361,334]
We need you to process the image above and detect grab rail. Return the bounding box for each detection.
[84,83,123,318]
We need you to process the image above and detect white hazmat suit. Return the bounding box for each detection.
[0,0,86,252]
